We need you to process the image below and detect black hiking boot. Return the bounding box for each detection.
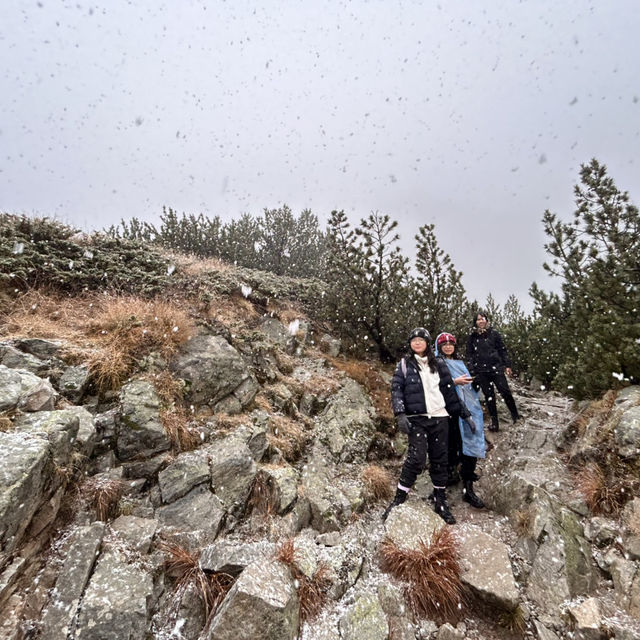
[433,488,456,525]
[382,488,408,521]
[488,415,499,432]
[462,480,485,509]
[511,412,521,424]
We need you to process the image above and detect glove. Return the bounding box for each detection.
[460,407,471,420]
[396,414,411,434]
[463,416,477,433]
[471,380,480,393]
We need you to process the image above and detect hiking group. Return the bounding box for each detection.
[383,311,520,525]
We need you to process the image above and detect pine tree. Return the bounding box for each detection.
[537,159,640,397]
[413,224,468,337]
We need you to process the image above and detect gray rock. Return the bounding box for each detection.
[457,525,520,611]
[58,365,91,403]
[14,338,62,359]
[534,620,561,640]
[527,507,596,619]
[301,444,352,532]
[156,485,225,545]
[205,560,299,640]
[13,409,80,468]
[117,379,170,461]
[565,597,605,640]
[158,449,211,504]
[0,365,54,411]
[110,516,157,554]
[39,522,105,640]
[171,334,258,409]
[0,432,51,555]
[74,549,154,640]
[316,379,377,463]
[615,405,640,460]
[260,464,299,514]
[17,377,58,411]
[319,333,341,357]
[260,317,296,351]
[436,623,465,640]
[584,516,618,546]
[199,540,277,576]
[209,437,256,513]
[384,500,443,549]
[339,591,388,640]
[0,345,48,374]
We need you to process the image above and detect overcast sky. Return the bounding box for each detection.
[1,1,639,311]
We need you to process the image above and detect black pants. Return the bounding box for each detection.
[447,416,477,481]
[477,371,518,420]
[398,415,448,489]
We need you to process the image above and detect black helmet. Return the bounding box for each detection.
[408,327,430,343]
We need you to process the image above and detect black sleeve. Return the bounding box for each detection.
[391,360,407,416]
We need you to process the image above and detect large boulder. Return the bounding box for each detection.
[74,548,154,640]
[39,522,105,640]
[205,560,299,640]
[0,431,50,556]
[0,365,57,412]
[456,524,520,611]
[117,379,170,461]
[339,590,388,640]
[171,334,258,412]
[315,379,377,463]
[158,449,211,504]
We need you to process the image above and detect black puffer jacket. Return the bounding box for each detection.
[391,355,466,418]
[465,327,512,375]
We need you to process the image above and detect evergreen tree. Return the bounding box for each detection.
[536,159,640,397]
[220,213,261,268]
[413,224,468,337]
[325,210,411,361]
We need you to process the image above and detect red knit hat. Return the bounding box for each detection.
[436,332,456,346]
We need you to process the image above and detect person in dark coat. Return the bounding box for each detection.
[465,311,520,431]
[383,327,470,525]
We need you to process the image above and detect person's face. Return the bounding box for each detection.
[410,337,427,356]
[476,315,487,330]
[441,342,455,356]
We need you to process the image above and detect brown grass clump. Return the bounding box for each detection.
[0,415,13,432]
[379,527,465,621]
[499,605,526,633]
[328,357,393,422]
[575,462,629,516]
[161,406,201,452]
[361,465,394,504]
[82,476,126,521]
[268,415,307,462]
[151,370,186,406]
[571,390,618,441]
[207,294,259,330]
[276,538,332,623]
[158,540,234,619]
[247,471,279,517]
[512,508,534,539]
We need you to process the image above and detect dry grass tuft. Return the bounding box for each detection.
[208,294,260,330]
[575,462,629,516]
[512,508,534,539]
[0,416,13,432]
[268,414,307,462]
[247,471,279,517]
[215,412,251,431]
[328,357,393,422]
[151,370,186,406]
[361,465,394,504]
[158,540,234,619]
[499,605,526,633]
[161,406,201,452]
[82,476,126,521]
[276,538,331,623]
[379,527,465,621]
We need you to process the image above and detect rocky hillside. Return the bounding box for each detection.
[1,229,640,640]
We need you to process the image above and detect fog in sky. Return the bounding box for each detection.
[1,1,639,311]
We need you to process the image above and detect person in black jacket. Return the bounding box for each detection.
[465,311,520,431]
[382,327,470,525]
